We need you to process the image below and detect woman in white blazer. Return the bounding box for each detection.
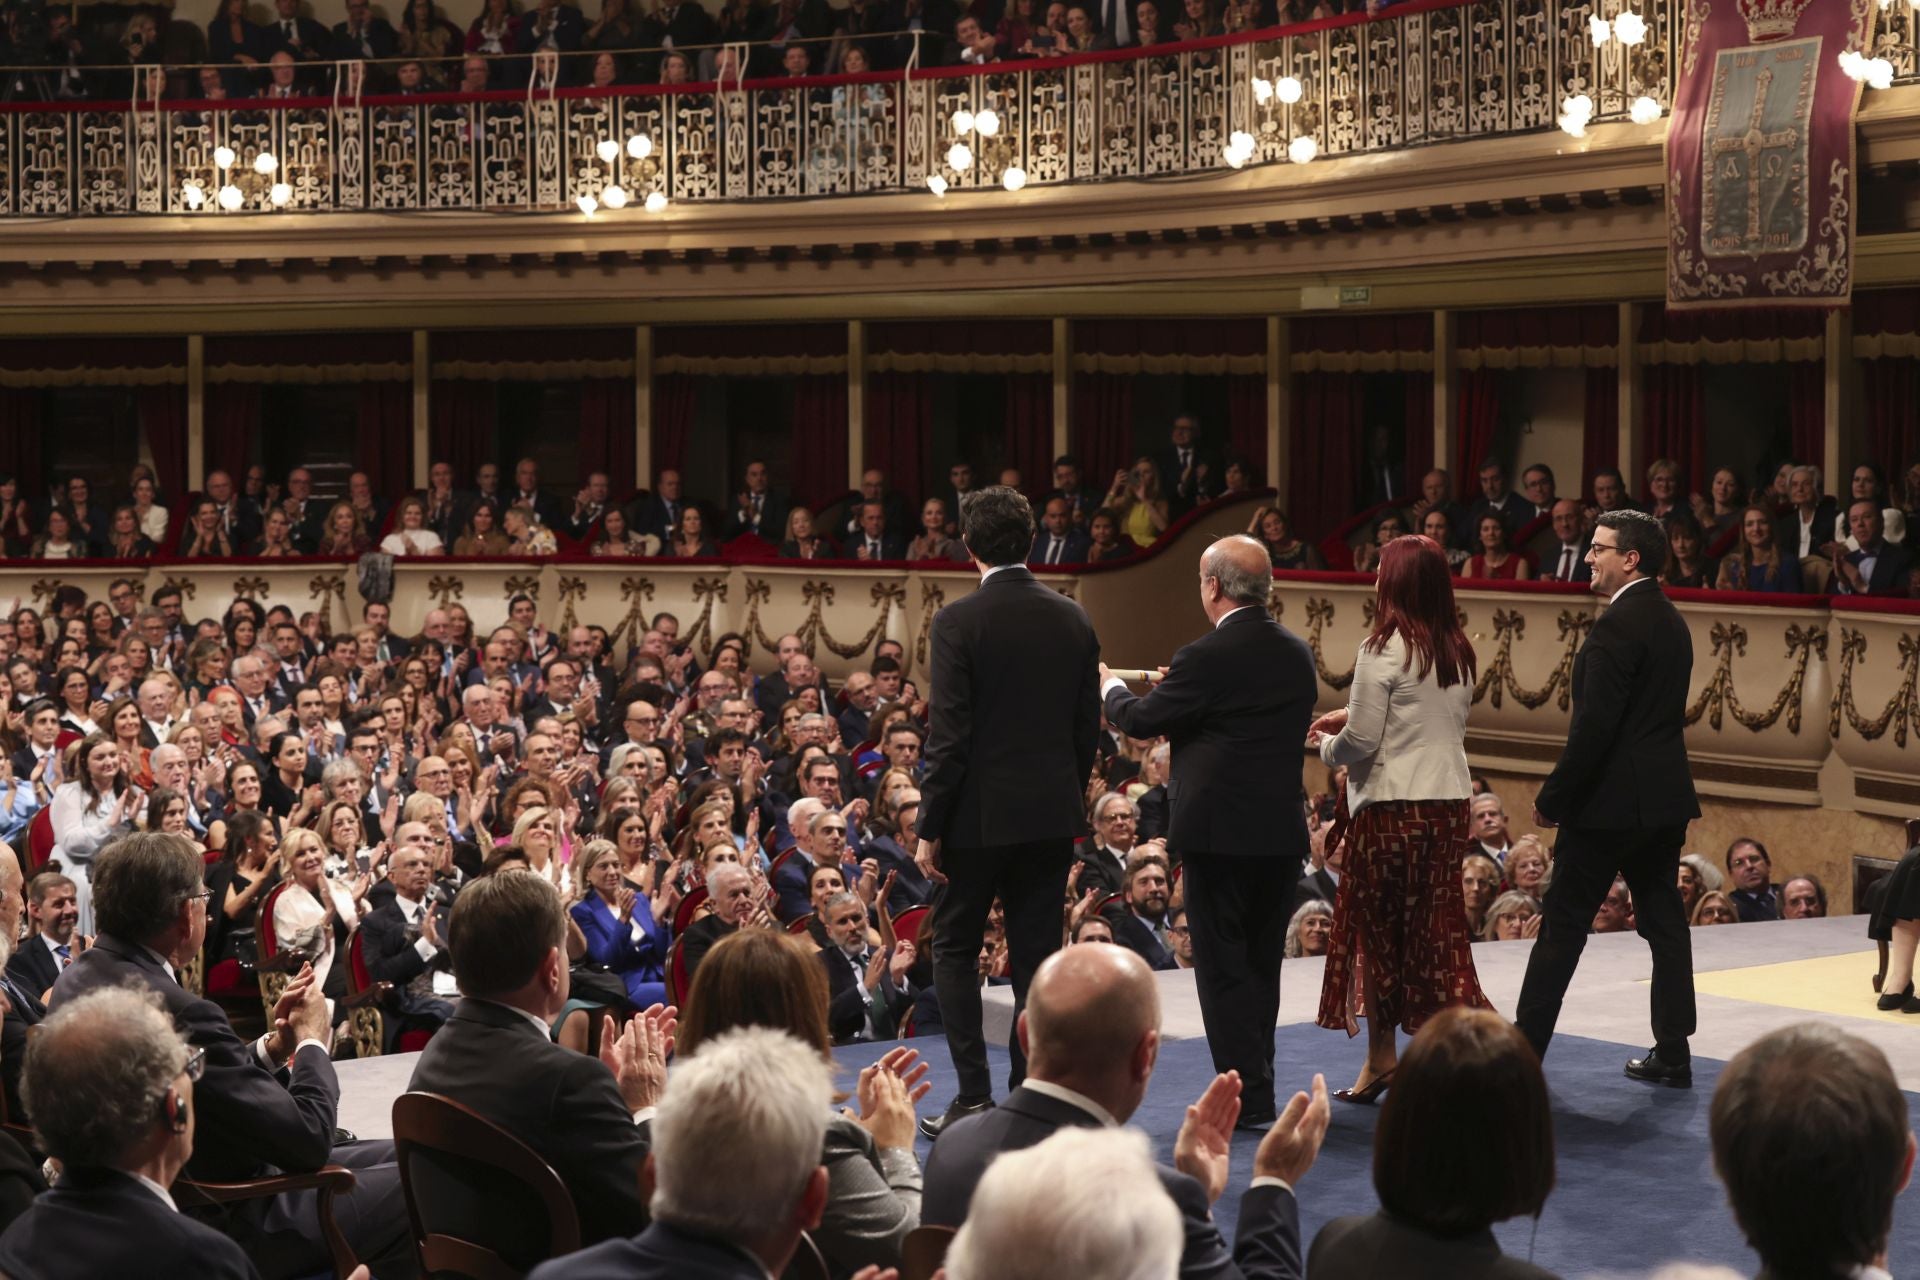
[272,826,370,1029]
[1306,534,1494,1104]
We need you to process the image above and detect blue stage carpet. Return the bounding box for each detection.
[837,1024,1920,1278]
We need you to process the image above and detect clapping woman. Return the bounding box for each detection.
[571,839,673,1007]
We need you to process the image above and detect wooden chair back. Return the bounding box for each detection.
[900,1224,957,1280]
[392,1091,581,1280]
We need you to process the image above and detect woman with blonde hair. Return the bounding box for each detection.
[315,502,370,556]
[1716,505,1804,592]
[1504,836,1550,901]
[272,826,370,1027]
[380,495,446,556]
[572,838,674,1007]
[1691,891,1739,926]
[1104,456,1170,547]
[512,803,571,895]
[780,506,834,559]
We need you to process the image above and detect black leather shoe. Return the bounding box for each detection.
[1876,982,1914,1012]
[918,1096,994,1141]
[1234,1109,1277,1132]
[1624,1048,1692,1088]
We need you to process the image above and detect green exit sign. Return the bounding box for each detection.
[1338,285,1372,306]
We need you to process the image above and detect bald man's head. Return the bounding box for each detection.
[1021,944,1160,1122]
[1199,533,1274,617]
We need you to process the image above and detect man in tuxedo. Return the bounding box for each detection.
[724,460,789,541]
[816,892,916,1044]
[1831,500,1914,597]
[1708,1024,1915,1280]
[358,842,455,1050]
[1075,792,1139,896]
[1100,535,1315,1127]
[525,1027,832,1280]
[921,943,1327,1280]
[1154,415,1222,514]
[0,986,264,1280]
[1459,460,1533,550]
[408,872,666,1252]
[9,870,82,1001]
[52,833,414,1279]
[916,486,1100,1138]
[1028,497,1093,567]
[1541,500,1592,584]
[1516,509,1700,1085]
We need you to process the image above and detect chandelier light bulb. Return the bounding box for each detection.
[253,151,277,174]
[213,145,236,170]
[1288,134,1317,164]
[947,141,974,171]
[644,190,668,212]
[1629,95,1662,125]
[950,108,975,135]
[1251,76,1273,104]
[1558,114,1588,138]
[217,184,244,210]
[1276,75,1303,104]
[181,181,205,209]
[1230,130,1255,153]
[576,193,598,216]
[626,133,653,159]
[269,182,292,206]
[926,173,948,196]
[975,108,1000,137]
[596,138,620,163]
[1588,12,1610,45]
[1224,146,1247,169]
[1839,49,1867,79]
[1001,165,1027,191]
[601,184,628,209]
[1613,10,1647,44]
[1868,56,1895,89]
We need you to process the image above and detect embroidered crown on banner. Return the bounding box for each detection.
[1736,0,1810,42]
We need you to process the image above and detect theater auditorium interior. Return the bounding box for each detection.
[0,0,1917,1276]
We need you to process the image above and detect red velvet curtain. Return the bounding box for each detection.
[1288,371,1364,539]
[206,384,261,483]
[1864,359,1919,474]
[1227,375,1265,480]
[1642,365,1705,488]
[1005,374,1052,499]
[1454,369,1502,480]
[138,385,189,503]
[1582,366,1619,495]
[356,382,413,500]
[790,374,848,512]
[1072,372,1134,492]
[1788,360,1825,471]
[429,380,496,485]
[1403,371,1434,487]
[0,389,42,491]
[652,374,697,479]
[578,379,637,496]
[865,371,931,502]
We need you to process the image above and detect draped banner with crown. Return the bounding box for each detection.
[1667,0,1877,309]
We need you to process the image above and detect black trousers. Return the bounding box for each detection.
[1182,852,1293,1115]
[930,838,1072,1100]
[1514,822,1696,1059]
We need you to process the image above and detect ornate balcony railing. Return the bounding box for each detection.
[11,0,1912,220]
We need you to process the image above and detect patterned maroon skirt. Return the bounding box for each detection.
[1315,798,1493,1036]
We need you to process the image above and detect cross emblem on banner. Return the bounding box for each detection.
[1709,68,1800,251]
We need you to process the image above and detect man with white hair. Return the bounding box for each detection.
[947,1128,1182,1280]
[681,863,759,984]
[923,943,1324,1278]
[137,676,178,749]
[231,654,284,731]
[530,1027,833,1280]
[148,743,207,835]
[0,986,279,1280]
[1078,791,1141,896]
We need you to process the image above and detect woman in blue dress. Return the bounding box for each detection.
[570,840,672,1007]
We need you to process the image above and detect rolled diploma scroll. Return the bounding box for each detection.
[1106,669,1165,684]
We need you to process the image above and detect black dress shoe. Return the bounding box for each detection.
[1624,1048,1692,1088]
[918,1096,994,1141]
[1876,982,1914,1012]
[1233,1109,1277,1132]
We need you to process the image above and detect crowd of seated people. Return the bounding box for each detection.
[0,415,1259,569]
[1308,457,1920,597]
[0,0,1399,102]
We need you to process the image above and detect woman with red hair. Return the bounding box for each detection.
[1306,534,1492,1103]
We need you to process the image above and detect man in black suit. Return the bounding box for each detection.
[1100,534,1315,1127]
[267,0,331,86]
[1028,496,1093,566]
[1153,415,1222,515]
[358,842,455,1050]
[1106,855,1177,972]
[816,892,916,1044]
[1831,500,1914,598]
[526,1027,834,1280]
[0,986,266,1280]
[916,486,1101,1138]
[846,499,909,561]
[835,468,914,546]
[1540,499,1594,585]
[628,469,689,546]
[409,872,667,1253]
[51,833,414,1280]
[331,0,398,64]
[723,459,790,541]
[1075,791,1140,897]
[9,869,81,1002]
[9,698,60,787]
[1046,455,1100,528]
[1516,509,1701,1085]
[507,456,568,530]
[1459,460,1534,550]
[921,944,1327,1280]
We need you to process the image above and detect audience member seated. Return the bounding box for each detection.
[922,943,1328,1276]
[407,870,667,1250]
[1107,457,1171,548]
[909,498,966,562]
[1778,465,1839,564]
[780,506,836,559]
[1463,513,1532,581]
[52,832,413,1279]
[681,862,767,982]
[1249,505,1324,570]
[1283,898,1333,958]
[1707,1023,1913,1280]
[1830,499,1913,597]
[1660,513,1714,588]
[665,506,720,558]
[1723,837,1779,922]
[1717,505,1803,592]
[1690,891,1737,926]
[1592,876,1633,934]
[1307,1006,1559,1279]
[1461,461,1533,550]
[1460,853,1499,936]
[1087,507,1138,561]
[817,891,916,1044]
[0,985,284,1280]
[675,928,924,1273]
[1480,890,1539,940]
[1352,511,1405,575]
[571,838,671,1007]
[1028,497,1091,567]
[1107,853,1178,969]
[526,1026,832,1280]
[454,503,511,556]
[380,495,446,556]
[357,837,455,1048]
[1675,853,1722,919]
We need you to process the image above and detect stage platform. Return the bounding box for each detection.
[337,915,1917,1278]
